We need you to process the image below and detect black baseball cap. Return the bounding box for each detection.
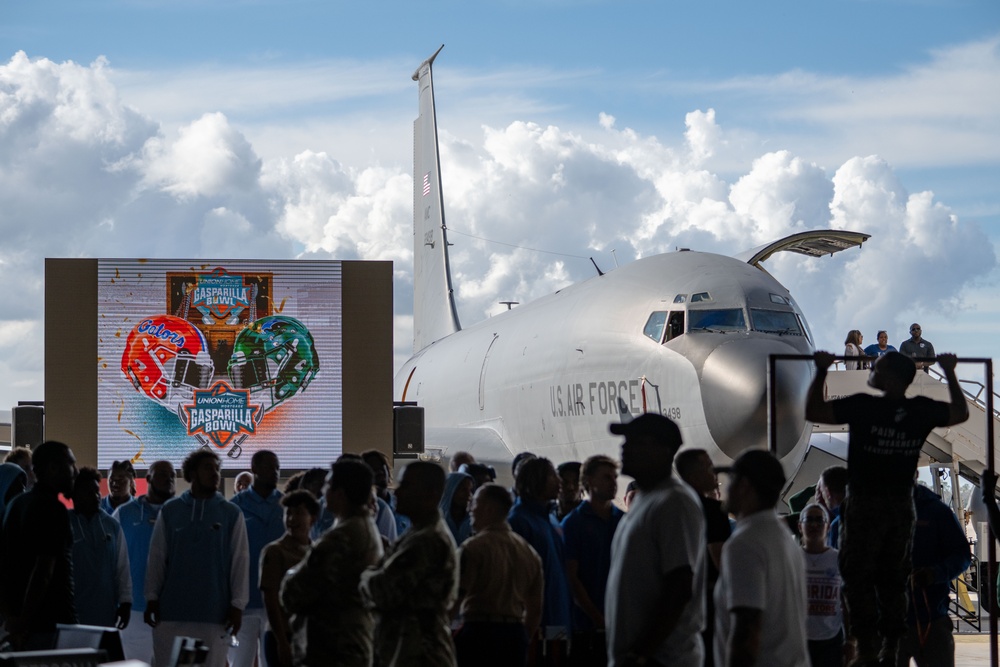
[722,449,786,503]
[609,413,682,448]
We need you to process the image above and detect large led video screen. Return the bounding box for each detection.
[95,259,342,470]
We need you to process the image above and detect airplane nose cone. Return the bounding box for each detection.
[700,339,812,460]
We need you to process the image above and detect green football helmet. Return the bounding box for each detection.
[228,315,320,412]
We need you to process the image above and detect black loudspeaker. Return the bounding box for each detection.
[393,405,425,456]
[12,405,44,448]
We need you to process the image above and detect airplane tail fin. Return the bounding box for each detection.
[411,45,461,352]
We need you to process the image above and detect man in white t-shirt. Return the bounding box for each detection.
[605,413,706,667]
[714,450,808,667]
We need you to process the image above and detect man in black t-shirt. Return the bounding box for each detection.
[806,351,967,667]
[675,448,731,667]
[0,440,79,650]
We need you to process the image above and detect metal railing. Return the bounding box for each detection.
[954,551,983,633]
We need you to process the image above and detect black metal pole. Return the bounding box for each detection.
[986,359,996,667]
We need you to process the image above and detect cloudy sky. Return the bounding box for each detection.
[1,0,999,412]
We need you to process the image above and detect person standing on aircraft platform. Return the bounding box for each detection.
[605,414,706,667]
[145,449,249,667]
[508,456,573,646]
[675,448,731,667]
[359,461,459,667]
[454,483,543,667]
[562,454,624,666]
[714,450,809,667]
[0,441,78,651]
[899,323,936,372]
[805,350,968,666]
[844,330,866,370]
[114,459,176,665]
[864,330,897,359]
[68,467,132,629]
[231,450,285,667]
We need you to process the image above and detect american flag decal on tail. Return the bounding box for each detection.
[423,172,431,197]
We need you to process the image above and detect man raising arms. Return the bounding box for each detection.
[806,350,968,666]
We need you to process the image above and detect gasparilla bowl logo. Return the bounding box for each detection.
[182,381,263,449]
[191,268,251,324]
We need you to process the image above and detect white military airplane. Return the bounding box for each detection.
[395,46,869,476]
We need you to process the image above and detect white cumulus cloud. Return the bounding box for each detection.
[0,50,995,409]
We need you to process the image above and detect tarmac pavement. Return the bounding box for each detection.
[957,634,992,666]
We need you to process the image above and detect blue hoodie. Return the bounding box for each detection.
[232,486,284,609]
[0,462,27,520]
[113,495,166,612]
[509,496,572,631]
[439,472,473,545]
[909,484,972,625]
[146,490,249,623]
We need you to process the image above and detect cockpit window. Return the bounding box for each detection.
[750,309,804,336]
[690,292,712,303]
[688,309,746,332]
[643,311,667,342]
[673,294,686,304]
[769,294,789,305]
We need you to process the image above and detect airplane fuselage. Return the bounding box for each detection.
[395,248,816,467]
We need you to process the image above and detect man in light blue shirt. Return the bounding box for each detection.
[230,450,284,667]
[145,450,249,667]
[113,459,175,664]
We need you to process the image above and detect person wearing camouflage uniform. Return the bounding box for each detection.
[281,460,383,667]
[360,461,459,667]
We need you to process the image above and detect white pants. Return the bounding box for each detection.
[228,607,266,667]
[153,621,231,667]
[120,609,154,665]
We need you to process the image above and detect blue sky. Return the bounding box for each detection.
[1,0,999,409]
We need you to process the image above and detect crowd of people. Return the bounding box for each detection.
[0,340,985,667]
